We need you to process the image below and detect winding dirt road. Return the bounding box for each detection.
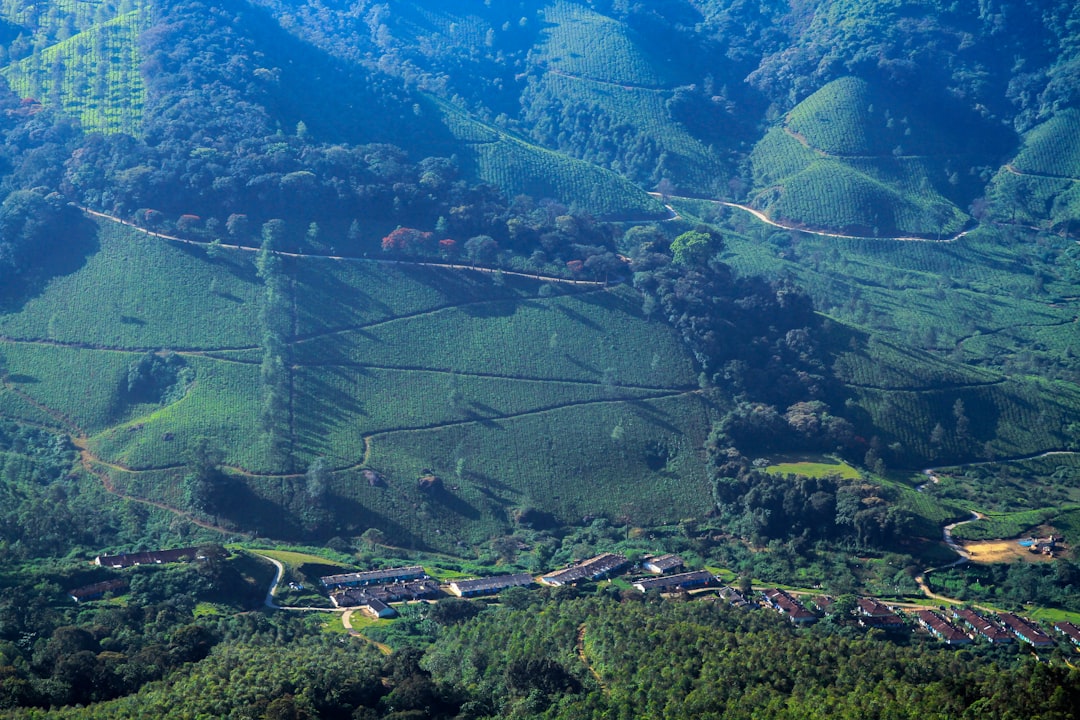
[80,207,608,286]
[648,192,974,243]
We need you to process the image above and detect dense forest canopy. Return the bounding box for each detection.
[0,0,1079,716]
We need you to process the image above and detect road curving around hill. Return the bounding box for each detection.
[648,192,976,243]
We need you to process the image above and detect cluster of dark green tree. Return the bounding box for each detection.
[630,228,836,407]
[928,560,1080,613]
[427,592,1080,720]
[0,89,90,301]
[10,590,1080,718]
[0,547,267,711]
[710,462,916,550]
[0,0,636,282]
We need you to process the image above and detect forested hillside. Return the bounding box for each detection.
[0,1,1079,716]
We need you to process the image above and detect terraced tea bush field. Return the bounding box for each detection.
[0,1,149,134]
[537,1,671,88]
[438,102,666,219]
[1011,109,1080,179]
[522,71,726,194]
[0,221,262,350]
[0,217,717,549]
[950,507,1074,542]
[748,76,986,237]
[987,109,1080,229]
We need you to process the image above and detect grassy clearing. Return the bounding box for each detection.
[250,548,351,570]
[764,455,861,480]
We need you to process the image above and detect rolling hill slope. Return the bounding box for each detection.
[747,77,1003,238]
[0,218,716,549]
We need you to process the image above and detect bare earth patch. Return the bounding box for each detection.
[961,540,1058,564]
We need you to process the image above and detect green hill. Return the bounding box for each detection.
[747,77,998,237]
[0,219,714,548]
[535,1,673,88]
[436,101,668,219]
[987,109,1080,231]
[0,1,148,135]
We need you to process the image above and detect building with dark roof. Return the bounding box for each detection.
[330,578,441,608]
[917,610,971,645]
[997,613,1054,647]
[539,553,629,586]
[321,566,426,589]
[94,547,200,568]
[1054,621,1080,646]
[641,554,684,575]
[632,570,715,593]
[856,598,906,631]
[952,608,1013,644]
[718,586,754,608]
[447,574,533,598]
[359,598,397,619]
[69,579,129,603]
[761,589,817,624]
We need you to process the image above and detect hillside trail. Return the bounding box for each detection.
[649,192,975,243]
[80,207,608,287]
[576,624,608,694]
[1004,164,1080,183]
[73,436,240,536]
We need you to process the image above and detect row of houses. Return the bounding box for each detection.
[632,570,716,594]
[68,579,129,603]
[1055,621,1080,646]
[320,565,426,589]
[905,607,1069,648]
[761,589,817,624]
[94,547,201,568]
[539,553,630,586]
[855,598,906,631]
[320,555,699,618]
[917,610,971,645]
[953,608,1014,644]
[71,547,203,603]
[329,579,442,616]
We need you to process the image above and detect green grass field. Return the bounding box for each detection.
[764,455,862,480]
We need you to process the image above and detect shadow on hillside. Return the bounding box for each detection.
[426,485,482,521]
[553,303,603,330]
[292,367,368,457]
[213,475,307,540]
[324,494,426,550]
[0,212,98,312]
